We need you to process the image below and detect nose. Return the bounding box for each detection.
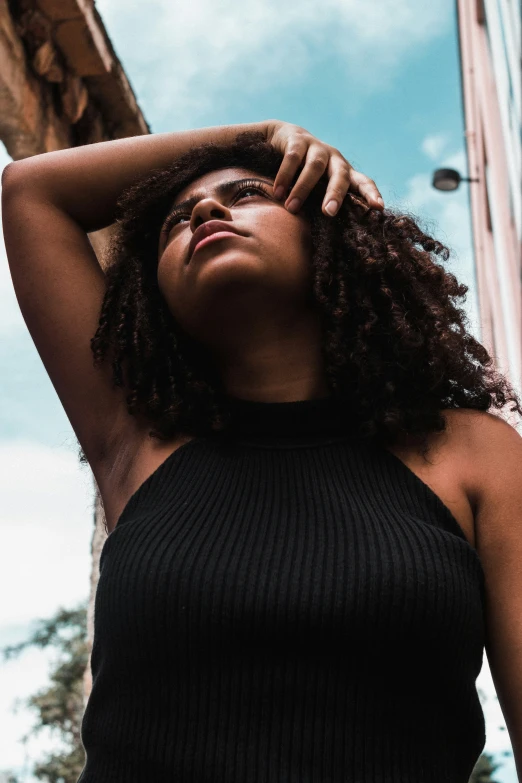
[190,197,232,233]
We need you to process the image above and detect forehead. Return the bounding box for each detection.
[173,167,272,205]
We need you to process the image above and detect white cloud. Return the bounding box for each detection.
[0,439,94,776]
[0,141,10,172]
[421,132,450,161]
[0,439,94,626]
[0,644,68,774]
[96,0,454,128]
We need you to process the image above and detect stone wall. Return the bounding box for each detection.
[0,0,149,157]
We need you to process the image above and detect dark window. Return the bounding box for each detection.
[476,0,486,24]
[483,142,493,233]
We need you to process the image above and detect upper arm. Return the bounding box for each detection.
[470,411,522,761]
[2,162,142,471]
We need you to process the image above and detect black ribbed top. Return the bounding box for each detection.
[78,395,486,783]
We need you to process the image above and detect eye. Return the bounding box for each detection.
[235,185,266,200]
[162,181,270,233]
[164,213,190,230]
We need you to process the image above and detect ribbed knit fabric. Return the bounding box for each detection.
[78,395,486,783]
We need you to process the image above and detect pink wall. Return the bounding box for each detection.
[457,0,521,401]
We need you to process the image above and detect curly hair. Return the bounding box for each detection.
[82,130,521,466]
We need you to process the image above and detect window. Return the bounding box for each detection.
[476,0,486,24]
[483,143,493,232]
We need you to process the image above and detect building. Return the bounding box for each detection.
[456,0,522,402]
[456,4,521,776]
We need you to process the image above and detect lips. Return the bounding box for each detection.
[188,220,243,261]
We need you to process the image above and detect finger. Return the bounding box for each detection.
[272,138,309,202]
[283,145,329,213]
[321,158,352,216]
[348,169,384,209]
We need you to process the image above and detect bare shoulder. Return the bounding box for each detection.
[445,407,521,463]
[436,406,518,461]
[439,406,491,439]
[386,407,515,550]
[466,408,522,476]
[446,407,522,511]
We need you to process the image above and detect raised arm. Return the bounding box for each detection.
[2,119,383,481]
[1,122,265,475]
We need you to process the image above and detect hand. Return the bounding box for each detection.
[264,120,384,217]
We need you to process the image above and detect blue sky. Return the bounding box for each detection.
[0,0,517,780]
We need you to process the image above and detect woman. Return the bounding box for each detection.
[3,120,522,782]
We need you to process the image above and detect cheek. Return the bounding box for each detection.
[257,212,311,268]
[157,250,183,314]
[275,219,312,282]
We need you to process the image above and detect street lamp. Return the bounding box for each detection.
[432,168,480,191]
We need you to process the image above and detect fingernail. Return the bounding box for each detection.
[377,197,384,207]
[325,200,338,216]
[287,198,301,213]
[274,186,285,200]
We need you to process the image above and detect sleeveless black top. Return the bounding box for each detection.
[78,395,486,782]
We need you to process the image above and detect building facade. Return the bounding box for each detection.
[457,0,522,403]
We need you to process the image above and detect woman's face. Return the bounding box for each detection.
[156,166,313,347]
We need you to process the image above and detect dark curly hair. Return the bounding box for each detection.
[82,130,522,466]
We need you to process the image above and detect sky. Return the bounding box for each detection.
[0,0,518,780]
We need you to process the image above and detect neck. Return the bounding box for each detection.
[220,393,355,441]
[209,310,329,403]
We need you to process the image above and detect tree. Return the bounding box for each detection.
[468,750,502,782]
[0,773,21,783]
[1,604,88,783]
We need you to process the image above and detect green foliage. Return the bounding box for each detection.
[468,750,503,782]
[1,604,89,783]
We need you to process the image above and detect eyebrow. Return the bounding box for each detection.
[163,177,275,223]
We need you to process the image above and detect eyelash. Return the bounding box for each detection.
[163,180,271,232]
